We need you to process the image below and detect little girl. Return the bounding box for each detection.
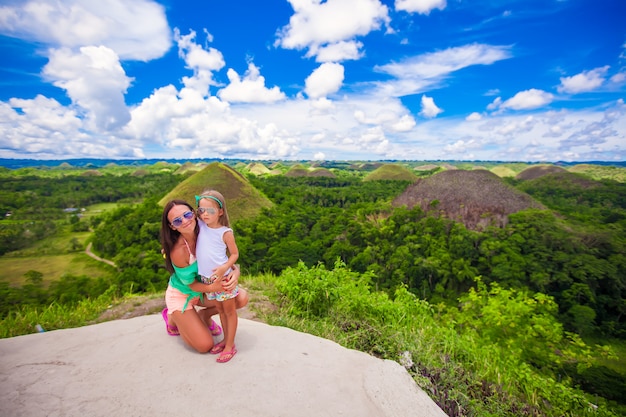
[195,190,240,363]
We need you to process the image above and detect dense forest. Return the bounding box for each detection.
[1,161,625,415]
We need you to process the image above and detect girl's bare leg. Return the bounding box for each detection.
[202,288,249,328]
[220,298,238,354]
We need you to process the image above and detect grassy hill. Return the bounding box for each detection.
[363,163,418,181]
[158,162,273,222]
[393,169,545,229]
[515,164,568,180]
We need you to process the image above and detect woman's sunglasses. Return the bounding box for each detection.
[170,210,194,227]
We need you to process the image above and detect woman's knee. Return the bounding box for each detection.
[190,337,213,353]
[236,288,249,309]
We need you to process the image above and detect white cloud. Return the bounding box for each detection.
[374,44,512,97]
[558,66,609,94]
[395,0,446,15]
[492,89,554,111]
[391,114,416,131]
[609,71,626,85]
[1,95,143,158]
[43,46,132,131]
[312,40,364,62]
[305,63,345,99]
[444,138,479,154]
[175,29,225,95]
[218,63,286,103]
[466,112,482,121]
[276,0,390,61]
[419,95,443,118]
[0,0,170,61]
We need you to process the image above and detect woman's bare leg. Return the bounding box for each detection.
[169,309,214,353]
[235,287,249,309]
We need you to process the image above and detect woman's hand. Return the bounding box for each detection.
[221,264,240,292]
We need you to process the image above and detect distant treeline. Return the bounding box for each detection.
[2,158,625,170]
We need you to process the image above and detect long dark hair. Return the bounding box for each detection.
[160,199,198,274]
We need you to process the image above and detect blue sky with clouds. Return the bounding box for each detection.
[0,0,624,162]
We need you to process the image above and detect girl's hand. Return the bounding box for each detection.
[222,264,240,292]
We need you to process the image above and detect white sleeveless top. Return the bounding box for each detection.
[196,221,232,278]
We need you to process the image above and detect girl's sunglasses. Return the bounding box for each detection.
[170,210,194,227]
[197,207,218,215]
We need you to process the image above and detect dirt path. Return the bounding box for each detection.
[85,242,116,268]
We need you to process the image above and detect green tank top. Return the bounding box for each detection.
[169,261,202,312]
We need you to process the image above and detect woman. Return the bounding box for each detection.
[160,199,248,353]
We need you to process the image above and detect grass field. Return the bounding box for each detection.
[0,202,124,285]
[0,253,115,285]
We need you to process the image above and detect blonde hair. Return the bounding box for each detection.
[197,189,230,227]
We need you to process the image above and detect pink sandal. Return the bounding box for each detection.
[209,340,226,354]
[208,319,222,336]
[217,345,237,363]
[162,308,179,336]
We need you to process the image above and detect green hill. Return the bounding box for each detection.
[363,163,418,181]
[158,162,272,222]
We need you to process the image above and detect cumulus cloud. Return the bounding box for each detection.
[490,88,554,111]
[218,63,286,103]
[0,0,170,61]
[466,112,482,121]
[312,40,364,62]
[1,95,143,158]
[558,66,609,94]
[395,0,446,15]
[444,138,479,154]
[305,63,345,99]
[275,0,389,61]
[419,95,443,118]
[43,46,132,131]
[175,29,225,95]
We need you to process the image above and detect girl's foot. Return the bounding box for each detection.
[217,346,237,363]
[209,340,226,354]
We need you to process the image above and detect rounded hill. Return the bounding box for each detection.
[364,164,418,181]
[515,164,567,180]
[159,162,273,222]
[393,170,545,230]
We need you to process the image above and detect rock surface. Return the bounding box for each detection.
[0,314,447,417]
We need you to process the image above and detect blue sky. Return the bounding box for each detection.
[0,0,625,162]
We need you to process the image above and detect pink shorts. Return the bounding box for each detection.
[165,285,202,313]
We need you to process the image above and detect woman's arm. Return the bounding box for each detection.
[188,280,223,293]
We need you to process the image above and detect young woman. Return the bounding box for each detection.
[160,199,248,353]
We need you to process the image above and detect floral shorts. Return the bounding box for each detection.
[201,275,239,302]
